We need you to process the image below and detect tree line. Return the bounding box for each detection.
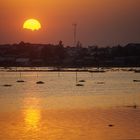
[0,41,140,67]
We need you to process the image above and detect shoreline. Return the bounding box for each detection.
[0,67,139,72]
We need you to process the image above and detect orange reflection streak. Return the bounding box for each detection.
[23,97,41,130]
[24,108,41,129]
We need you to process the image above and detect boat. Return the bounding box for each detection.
[134,69,140,73]
[79,80,86,82]
[125,104,138,109]
[16,72,25,83]
[36,81,45,84]
[108,124,114,127]
[16,80,25,83]
[35,68,45,84]
[97,82,105,84]
[3,84,12,87]
[133,80,140,82]
[76,83,84,86]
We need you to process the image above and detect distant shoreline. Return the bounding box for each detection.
[0,67,139,72]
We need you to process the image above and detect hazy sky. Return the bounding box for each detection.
[0,0,140,46]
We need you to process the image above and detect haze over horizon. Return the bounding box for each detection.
[0,0,140,47]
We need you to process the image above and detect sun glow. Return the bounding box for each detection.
[23,19,41,31]
[24,108,41,129]
[23,98,41,130]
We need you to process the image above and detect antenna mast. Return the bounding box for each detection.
[72,23,77,47]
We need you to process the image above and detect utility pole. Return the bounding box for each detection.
[72,23,77,47]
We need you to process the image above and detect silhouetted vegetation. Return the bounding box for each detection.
[0,42,140,67]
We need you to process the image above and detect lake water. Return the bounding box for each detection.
[0,70,140,139]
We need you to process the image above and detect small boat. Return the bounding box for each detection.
[36,81,45,84]
[76,83,84,86]
[79,80,86,82]
[16,72,25,83]
[97,82,105,84]
[134,70,140,73]
[35,68,45,84]
[133,80,140,82]
[16,80,25,83]
[108,124,114,127]
[3,84,12,87]
[125,104,138,109]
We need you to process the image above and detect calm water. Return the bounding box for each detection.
[0,70,140,139]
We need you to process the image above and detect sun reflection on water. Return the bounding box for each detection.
[24,108,41,129]
[23,97,41,130]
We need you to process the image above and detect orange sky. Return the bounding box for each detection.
[0,0,140,46]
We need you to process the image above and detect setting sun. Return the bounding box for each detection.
[23,19,41,31]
